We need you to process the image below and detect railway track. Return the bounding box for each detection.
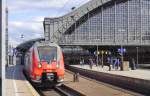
[65,65,149,95]
[38,84,84,96]
[23,70,84,96]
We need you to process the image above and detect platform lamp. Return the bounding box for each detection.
[21,34,24,42]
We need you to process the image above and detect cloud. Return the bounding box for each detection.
[9,21,43,33]
[33,16,44,22]
[8,0,70,12]
[9,38,19,47]
[9,21,44,46]
[8,0,91,16]
[8,0,90,46]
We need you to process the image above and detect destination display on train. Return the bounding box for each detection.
[38,46,57,63]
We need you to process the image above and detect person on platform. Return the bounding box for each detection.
[107,57,111,71]
[89,58,94,69]
[80,58,84,67]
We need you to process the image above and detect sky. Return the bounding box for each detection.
[8,0,90,47]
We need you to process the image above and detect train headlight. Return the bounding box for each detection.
[38,62,42,68]
[56,62,60,68]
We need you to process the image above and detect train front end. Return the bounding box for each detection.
[31,43,64,85]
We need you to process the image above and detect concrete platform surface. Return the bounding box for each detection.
[72,65,150,80]
[5,64,39,96]
[64,71,142,96]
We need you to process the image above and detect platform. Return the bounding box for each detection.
[64,71,142,96]
[5,64,40,96]
[72,65,150,80]
[67,65,150,95]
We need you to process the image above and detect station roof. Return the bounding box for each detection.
[16,38,45,52]
[44,0,111,42]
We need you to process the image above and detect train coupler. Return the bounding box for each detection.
[41,72,57,83]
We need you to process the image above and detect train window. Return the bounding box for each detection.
[38,46,57,63]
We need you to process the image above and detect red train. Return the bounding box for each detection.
[24,42,65,85]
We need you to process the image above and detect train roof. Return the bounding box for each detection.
[34,41,61,50]
[35,41,59,47]
[16,38,45,52]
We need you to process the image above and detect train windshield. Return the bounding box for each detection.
[38,46,57,63]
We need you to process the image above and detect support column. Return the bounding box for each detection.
[140,0,142,44]
[88,12,90,42]
[101,6,103,43]
[114,1,116,43]
[127,0,129,44]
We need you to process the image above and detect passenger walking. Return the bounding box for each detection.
[116,58,120,69]
[113,58,120,70]
[98,58,101,67]
[89,58,94,69]
[82,58,84,66]
[80,59,83,66]
[131,58,136,70]
[113,58,117,69]
[110,57,113,68]
[107,57,111,71]
[80,58,84,67]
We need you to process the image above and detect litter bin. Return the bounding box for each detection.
[122,61,129,71]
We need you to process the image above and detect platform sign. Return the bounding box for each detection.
[118,48,126,55]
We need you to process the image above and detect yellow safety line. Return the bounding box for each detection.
[25,80,40,96]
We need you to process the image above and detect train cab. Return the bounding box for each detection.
[24,42,65,85]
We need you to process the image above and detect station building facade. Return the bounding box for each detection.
[44,0,150,64]
[44,0,150,46]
